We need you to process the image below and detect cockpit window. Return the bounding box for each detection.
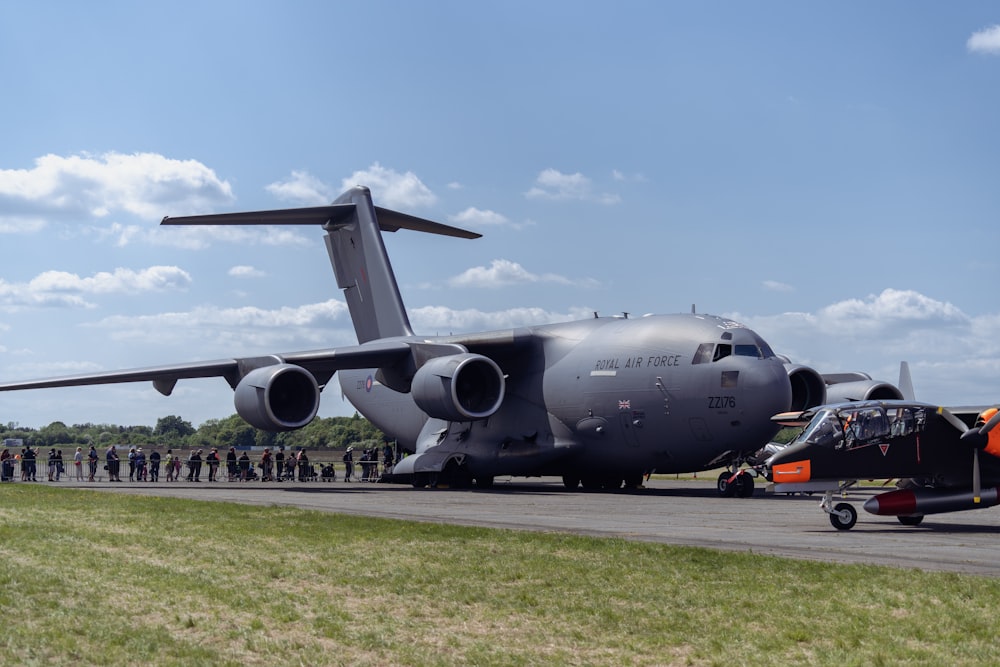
[801,406,928,450]
[750,332,776,359]
[793,410,843,449]
[692,343,714,364]
[840,406,888,448]
[735,344,761,358]
[713,344,732,361]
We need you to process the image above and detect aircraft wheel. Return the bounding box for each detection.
[474,476,494,489]
[829,502,857,531]
[734,473,754,498]
[562,475,580,490]
[411,473,430,488]
[581,477,602,490]
[717,472,736,498]
[897,515,924,527]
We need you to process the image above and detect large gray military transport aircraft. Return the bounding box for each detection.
[0,186,905,491]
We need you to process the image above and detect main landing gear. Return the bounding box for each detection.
[716,469,756,498]
[820,489,858,530]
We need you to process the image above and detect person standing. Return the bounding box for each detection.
[106,445,120,482]
[238,451,251,481]
[226,447,237,481]
[206,448,220,482]
[134,448,146,482]
[260,448,273,482]
[342,447,354,482]
[87,446,99,482]
[149,450,161,482]
[164,449,174,482]
[74,447,83,481]
[274,447,285,482]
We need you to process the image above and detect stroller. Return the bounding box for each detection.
[320,464,336,482]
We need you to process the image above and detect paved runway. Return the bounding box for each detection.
[54,476,1000,576]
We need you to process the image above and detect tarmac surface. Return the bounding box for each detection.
[49,475,1000,577]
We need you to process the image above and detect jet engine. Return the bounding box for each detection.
[410,353,505,422]
[823,377,903,404]
[784,364,827,411]
[233,364,321,431]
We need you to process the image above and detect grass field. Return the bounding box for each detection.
[0,485,998,666]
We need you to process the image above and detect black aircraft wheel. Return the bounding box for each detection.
[829,502,858,531]
[474,476,494,489]
[717,472,736,498]
[734,473,754,498]
[411,473,430,488]
[897,515,924,527]
[581,477,603,491]
[562,476,580,490]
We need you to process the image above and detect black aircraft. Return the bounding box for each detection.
[765,400,1000,529]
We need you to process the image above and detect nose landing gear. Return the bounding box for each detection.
[717,468,756,498]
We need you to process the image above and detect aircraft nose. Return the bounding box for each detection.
[742,360,793,422]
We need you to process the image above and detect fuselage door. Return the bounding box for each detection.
[618,410,644,447]
[688,417,713,442]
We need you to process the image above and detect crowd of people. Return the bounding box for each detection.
[0,443,398,483]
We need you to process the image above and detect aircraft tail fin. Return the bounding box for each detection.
[162,186,480,344]
[898,361,915,401]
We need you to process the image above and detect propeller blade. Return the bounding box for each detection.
[973,449,982,504]
[980,409,1000,435]
[938,407,969,434]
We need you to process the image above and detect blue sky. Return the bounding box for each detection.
[1,2,999,428]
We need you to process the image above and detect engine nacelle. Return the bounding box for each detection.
[233,364,320,432]
[824,379,903,404]
[411,353,505,422]
[784,364,827,411]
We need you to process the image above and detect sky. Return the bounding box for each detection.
[1,1,999,429]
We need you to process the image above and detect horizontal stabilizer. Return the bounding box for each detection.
[162,205,481,239]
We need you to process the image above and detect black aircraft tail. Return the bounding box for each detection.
[162,186,480,344]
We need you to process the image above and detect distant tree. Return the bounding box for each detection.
[154,415,195,440]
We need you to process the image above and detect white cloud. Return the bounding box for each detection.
[88,299,352,349]
[968,25,1000,54]
[447,259,598,289]
[449,207,511,227]
[817,288,967,334]
[340,163,436,209]
[265,170,333,205]
[763,280,794,292]
[409,305,594,333]
[87,221,312,250]
[731,288,997,405]
[0,152,235,229]
[0,266,192,309]
[525,168,620,204]
[228,265,266,278]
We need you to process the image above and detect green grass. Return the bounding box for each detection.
[0,485,998,666]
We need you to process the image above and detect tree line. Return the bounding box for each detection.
[0,413,389,453]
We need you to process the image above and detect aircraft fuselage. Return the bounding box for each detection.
[341,313,792,482]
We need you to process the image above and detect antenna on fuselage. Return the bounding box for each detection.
[691,304,696,314]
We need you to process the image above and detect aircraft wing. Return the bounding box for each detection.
[0,340,415,397]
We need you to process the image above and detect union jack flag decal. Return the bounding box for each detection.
[618,399,631,410]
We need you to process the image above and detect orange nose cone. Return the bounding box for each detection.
[982,409,1000,459]
[771,459,811,483]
